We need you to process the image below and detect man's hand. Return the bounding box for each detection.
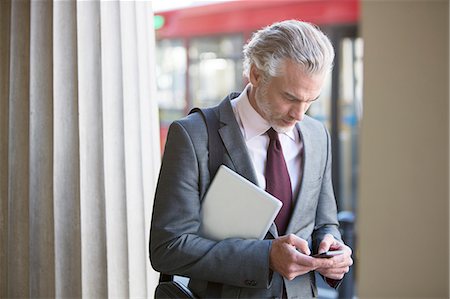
[315,234,353,280]
[269,234,336,280]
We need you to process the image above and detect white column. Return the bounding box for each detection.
[77,1,108,297]
[120,2,150,296]
[0,0,11,296]
[100,1,130,297]
[136,1,162,293]
[30,0,55,297]
[7,0,30,297]
[54,1,82,296]
[0,0,160,297]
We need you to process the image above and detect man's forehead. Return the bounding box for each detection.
[276,68,325,89]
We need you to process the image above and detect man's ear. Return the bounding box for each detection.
[249,65,263,87]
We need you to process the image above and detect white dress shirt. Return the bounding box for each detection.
[230,85,303,198]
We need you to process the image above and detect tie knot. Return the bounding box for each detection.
[267,127,279,141]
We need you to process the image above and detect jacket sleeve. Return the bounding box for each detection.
[149,119,272,289]
[312,124,342,252]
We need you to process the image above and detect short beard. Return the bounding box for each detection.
[273,123,294,134]
[255,82,271,120]
[255,82,296,134]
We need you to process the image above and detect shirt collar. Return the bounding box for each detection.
[233,84,296,141]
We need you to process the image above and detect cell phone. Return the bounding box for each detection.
[312,250,344,258]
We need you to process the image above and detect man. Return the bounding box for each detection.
[150,20,353,298]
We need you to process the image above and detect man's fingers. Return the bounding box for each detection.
[285,234,311,255]
[339,254,353,268]
[315,237,353,281]
[329,243,341,251]
[317,265,350,279]
[326,255,353,270]
[314,250,353,277]
[318,234,335,253]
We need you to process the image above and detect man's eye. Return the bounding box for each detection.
[285,95,296,101]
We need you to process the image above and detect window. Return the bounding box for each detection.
[189,35,244,108]
[156,39,187,126]
[338,37,364,213]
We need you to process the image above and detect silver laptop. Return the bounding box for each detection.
[199,165,282,241]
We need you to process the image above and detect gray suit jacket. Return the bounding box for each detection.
[150,93,342,298]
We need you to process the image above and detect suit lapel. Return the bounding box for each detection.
[217,95,258,184]
[217,95,278,238]
[286,121,310,234]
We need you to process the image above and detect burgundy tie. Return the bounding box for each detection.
[265,128,292,235]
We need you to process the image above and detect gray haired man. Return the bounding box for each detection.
[150,20,353,298]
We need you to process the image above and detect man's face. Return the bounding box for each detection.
[250,60,325,133]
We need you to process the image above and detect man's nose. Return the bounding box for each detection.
[290,103,307,121]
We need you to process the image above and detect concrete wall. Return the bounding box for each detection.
[358,1,449,298]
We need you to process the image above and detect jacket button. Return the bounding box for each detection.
[245,280,257,286]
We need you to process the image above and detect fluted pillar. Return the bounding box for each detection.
[30,0,55,297]
[0,0,10,295]
[53,0,82,296]
[0,1,160,298]
[100,1,130,297]
[7,0,31,297]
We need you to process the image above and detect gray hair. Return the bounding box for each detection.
[243,20,335,79]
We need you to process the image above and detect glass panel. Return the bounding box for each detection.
[189,36,242,59]
[338,37,364,213]
[156,39,187,124]
[189,35,244,108]
[307,70,332,130]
